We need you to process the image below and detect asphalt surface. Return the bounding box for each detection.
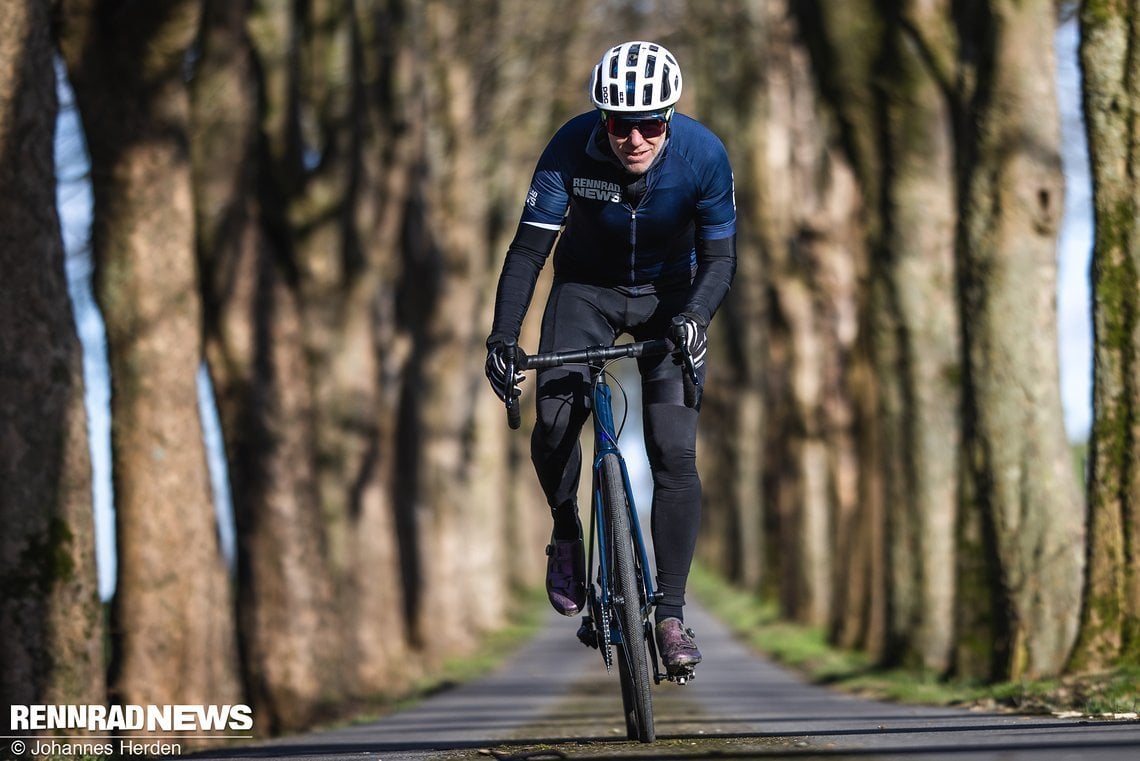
[186,601,1140,761]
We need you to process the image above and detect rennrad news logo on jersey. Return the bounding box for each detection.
[10,703,254,732]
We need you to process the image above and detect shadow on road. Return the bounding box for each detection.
[187,719,1140,760]
[185,603,1140,761]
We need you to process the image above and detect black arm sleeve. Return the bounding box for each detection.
[487,222,560,346]
[684,233,737,326]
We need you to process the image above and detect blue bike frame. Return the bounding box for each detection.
[588,378,658,643]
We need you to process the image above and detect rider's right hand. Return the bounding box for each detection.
[485,340,525,402]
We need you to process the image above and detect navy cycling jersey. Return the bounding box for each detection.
[523,111,736,290]
[488,111,736,344]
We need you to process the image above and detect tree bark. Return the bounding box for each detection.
[955,0,1086,680]
[0,0,105,710]
[878,1,962,675]
[1069,0,1140,671]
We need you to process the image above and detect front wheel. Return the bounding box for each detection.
[600,453,654,742]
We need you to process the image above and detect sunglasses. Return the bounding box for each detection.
[604,114,670,139]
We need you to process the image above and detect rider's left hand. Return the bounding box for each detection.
[673,313,708,371]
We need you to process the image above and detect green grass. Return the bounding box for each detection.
[688,563,1140,718]
[686,564,874,681]
[1072,440,1089,487]
[413,584,550,690]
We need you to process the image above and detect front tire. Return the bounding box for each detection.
[601,453,654,742]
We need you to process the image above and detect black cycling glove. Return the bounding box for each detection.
[674,313,708,371]
[485,341,525,402]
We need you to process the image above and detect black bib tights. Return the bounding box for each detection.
[530,282,704,624]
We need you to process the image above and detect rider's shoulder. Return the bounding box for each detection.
[550,112,603,144]
[667,114,729,161]
[537,113,603,167]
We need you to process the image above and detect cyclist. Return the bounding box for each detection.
[485,40,736,673]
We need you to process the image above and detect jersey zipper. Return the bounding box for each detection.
[628,209,637,284]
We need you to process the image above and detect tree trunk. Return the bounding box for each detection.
[1068,0,1140,671]
[955,0,1085,680]
[793,0,961,668]
[286,0,421,698]
[56,0,242,709]
[396,0,492,659]
[335,0,420,697]
[193,0,349,730]
[791,1,895,657]
[0,0,105,710]
[683,0,771,597]
[762,4,866,629]
[877,2,962,675]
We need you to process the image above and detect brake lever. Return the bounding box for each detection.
[503,339,521,430]
[670,316,701,409]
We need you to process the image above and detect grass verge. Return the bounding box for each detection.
[688,563,1140,719]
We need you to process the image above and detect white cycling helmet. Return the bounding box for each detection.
[589,41,682,113]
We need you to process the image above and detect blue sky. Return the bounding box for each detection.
[1055,16,1094,444]
[55,19,1094,601]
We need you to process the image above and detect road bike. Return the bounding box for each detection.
[500,317,699,743]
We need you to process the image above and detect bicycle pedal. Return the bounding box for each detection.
[576,620,599,649]
[667,666,696,685]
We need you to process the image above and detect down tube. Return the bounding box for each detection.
[592,381,657,609]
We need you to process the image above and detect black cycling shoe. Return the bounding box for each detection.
[655,617,702,672]
[545,536,586,616]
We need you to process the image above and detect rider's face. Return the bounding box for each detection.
[607,125,666,175]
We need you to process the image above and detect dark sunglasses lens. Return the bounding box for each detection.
[606,116,667,138]
[605,117,633,137]
[636,119,667,138]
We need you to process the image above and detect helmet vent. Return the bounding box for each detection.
[626,43,640,67]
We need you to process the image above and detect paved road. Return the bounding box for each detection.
[189,601,1140,760]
